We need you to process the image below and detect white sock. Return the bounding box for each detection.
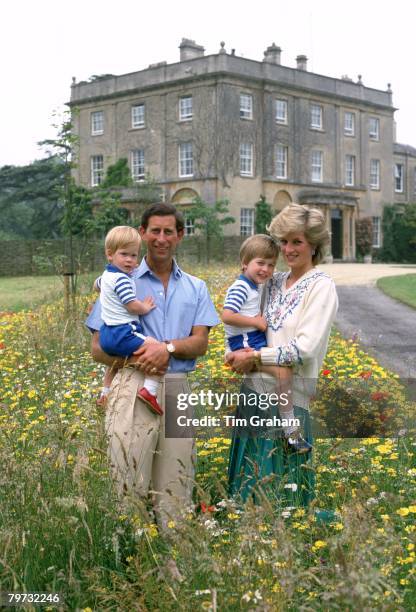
[143,377,161,396]
[279,405,298,436]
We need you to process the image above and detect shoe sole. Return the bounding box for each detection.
[138,394,163,416]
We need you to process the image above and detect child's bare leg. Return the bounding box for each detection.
[258,365,297,434]
[97,367,115,407]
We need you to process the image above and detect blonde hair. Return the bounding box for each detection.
[268,204,329,265]
[104,226,141,254]
[239,234,279,267]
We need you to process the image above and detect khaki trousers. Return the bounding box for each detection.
[105,368,195,529]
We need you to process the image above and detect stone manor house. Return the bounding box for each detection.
[69,39,416,260]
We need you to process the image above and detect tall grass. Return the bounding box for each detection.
[0,266,415,610]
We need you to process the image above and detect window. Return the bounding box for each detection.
[394,163,404,192]
[311,150,323,183]
[275,99,288,124]
[370,159,380,189]
[240,208,254,236]
[131,149,145,181]
[179,143,193,177]
[345,155,355,186]
[91,111,104,135]
[372,216,381,248]
[240,94,253,120]
[344,112,355,136]
[310,104,323,129]
[275,145,288,179]
[91,155,104,186]
[131,104,145,128]
[240,143,253,176]
[369,117,380,140]
[184,216,195,235]
[179,96,193,121]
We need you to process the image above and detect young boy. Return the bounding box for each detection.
[96,225,163,415]
[221,234,312,453]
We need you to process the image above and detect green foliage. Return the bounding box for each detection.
[255,196,272,234]
[187,197,235,262]
[380,204,416,263]
[0,157,65,239]
[355,217,373,257]
[101,158,132,189]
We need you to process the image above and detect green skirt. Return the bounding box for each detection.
[228,383,315,507]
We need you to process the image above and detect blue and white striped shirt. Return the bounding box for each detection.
[100,264,138,326]
[223,274,261,340]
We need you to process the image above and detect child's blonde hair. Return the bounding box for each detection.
[105,226,141,255]
[239,234,279,267]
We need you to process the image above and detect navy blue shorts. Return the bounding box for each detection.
[228,329,267,352]
[99,321,146,357]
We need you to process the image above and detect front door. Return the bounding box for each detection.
[331,209,343,260]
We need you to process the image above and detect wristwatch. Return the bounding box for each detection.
[166,342,176,355]
[253,350,261,365]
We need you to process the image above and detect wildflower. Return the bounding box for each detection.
[312,540,327,552]
[396,507,410,517]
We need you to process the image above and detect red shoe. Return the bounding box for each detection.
[137,387,163,416]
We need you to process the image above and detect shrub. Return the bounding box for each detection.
[380,203,416,263]
[355,217,373,257]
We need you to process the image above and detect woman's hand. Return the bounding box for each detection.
[226,348,256,373]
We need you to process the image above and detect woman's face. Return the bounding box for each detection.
[279,231,314,273]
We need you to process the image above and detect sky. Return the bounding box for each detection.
[1,0,415,167]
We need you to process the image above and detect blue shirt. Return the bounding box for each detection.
[85,258,220,372]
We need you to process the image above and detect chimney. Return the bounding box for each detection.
[179,38,205,61]
[263,43,281,65]
[296,55,308,71]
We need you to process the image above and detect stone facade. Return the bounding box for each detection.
[69,39,415,260]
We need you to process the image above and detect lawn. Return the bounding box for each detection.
[377,274,416,309]
[0,272,99,312]
[0,265,415,610]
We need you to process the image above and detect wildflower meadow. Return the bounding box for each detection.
[0,265,415,611]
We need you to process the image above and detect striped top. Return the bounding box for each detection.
[100,264,138,326]
[223,274,261,339]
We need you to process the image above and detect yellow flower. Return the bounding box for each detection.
[312,540,327,552]
[396,507,410,517]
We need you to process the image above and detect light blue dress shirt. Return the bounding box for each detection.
[85,258,220,372]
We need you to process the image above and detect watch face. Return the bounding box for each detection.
[167,343,175,354]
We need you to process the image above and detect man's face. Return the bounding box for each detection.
[139,215,183,264]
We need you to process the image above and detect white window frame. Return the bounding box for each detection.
[394,163,404,193]
[344,112,355,136]
[345,155,355,186]
[240,94,253,120]
[310,104,323,130]
[370,159,380,190]
[91,111,104,135]
[184,216,195,236]
[372,216,381,248]
[91,155,104,187]
[240,143,253,176]
[311,150,323,183]
[179,96,193,121]
[275,145,288,179]
[240,208,254,236]
[369,117,380,140]
[275,99,288,124]
[179,143,193,177]
[131,149,145,182]
[131,104,145,129]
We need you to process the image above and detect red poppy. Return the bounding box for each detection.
[322,369,331,376]
[0,342,5,349]
[359,371,372,379]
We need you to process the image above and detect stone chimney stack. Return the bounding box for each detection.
[296,55,308,71]
[179,38,205,61]
[263,43,281,65]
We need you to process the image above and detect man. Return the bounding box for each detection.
[86,203,219,528]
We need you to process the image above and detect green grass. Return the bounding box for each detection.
[0,273,99,312]
[377,274,416,309]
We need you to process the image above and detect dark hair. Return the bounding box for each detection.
[140,203,185,232]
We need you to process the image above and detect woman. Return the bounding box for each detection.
[227,203,338,510]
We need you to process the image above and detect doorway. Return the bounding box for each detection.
[331,209,343,260]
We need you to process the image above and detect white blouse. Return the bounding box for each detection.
[246,268,338,408]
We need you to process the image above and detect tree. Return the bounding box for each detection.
[255,196,272,234]
[380,204,416,263]
[187,196,235,262]
[0,156,65,240]
[355,217,373,258]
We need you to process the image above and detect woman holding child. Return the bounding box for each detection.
[226,203,338,509]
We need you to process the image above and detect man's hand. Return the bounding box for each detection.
[133,341,169,375]
[226,348,255,374]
